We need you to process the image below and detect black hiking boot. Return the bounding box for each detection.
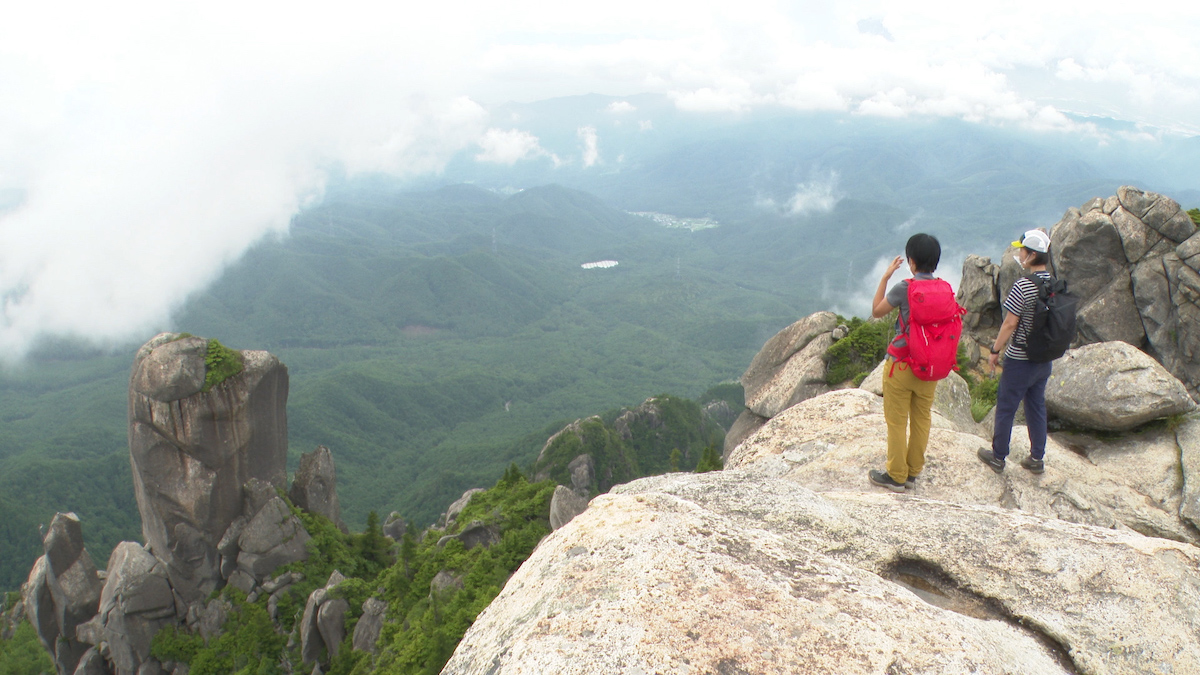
[977,448,1005,473]
[1020,455,1045,474]
[905,476,917,490]
[869,469,906,493]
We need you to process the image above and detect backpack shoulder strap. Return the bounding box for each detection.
[1022,272,1051,299]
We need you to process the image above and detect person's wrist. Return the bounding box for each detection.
[990,345,1001,354]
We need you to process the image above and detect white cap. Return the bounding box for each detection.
[1012,229,1050,253]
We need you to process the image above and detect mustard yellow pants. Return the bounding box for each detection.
[882,359,938,484]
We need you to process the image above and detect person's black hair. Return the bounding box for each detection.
[905,233,941,273]
[1026,249,1049,266]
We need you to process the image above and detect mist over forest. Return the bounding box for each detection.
[0,102,1197,591]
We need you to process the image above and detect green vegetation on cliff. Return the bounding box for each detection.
[0,184,793,591]
[532,394,726,493]
[824,315,893,386]
[203,339,245,392]
[0,619,55,675]
[147,469,555,675]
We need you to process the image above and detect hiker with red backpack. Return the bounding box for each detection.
[978,229,1078,474]
[868,233,965,493]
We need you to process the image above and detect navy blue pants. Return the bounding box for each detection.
[992,357,1053,461]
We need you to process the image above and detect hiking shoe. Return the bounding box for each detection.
[977,448,1005,473]
[869,469,907,493]
[905,476,917,490]
[1020,455,1045,474]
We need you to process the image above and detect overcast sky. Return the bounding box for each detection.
[1,0,1197,358]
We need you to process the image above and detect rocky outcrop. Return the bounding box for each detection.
[300,571,347,665]
[1179,417,1200,531]
[351,598,387,654]
[382,512,407,541]
[721,409,768,462]
[962,187,1200,400]
[700,399,739,430]
[231,490,311,581]
[439,488,485,529]
[956,254,1001,330]
[128,332,290,602]
[1046,341,1196,431]
[93,542,178,675]
[565,454,595,495]
[612,399,663,441]
[741,312,837,418]
[289,446,346,532]
[22,335,323,675]
[21,513,104,675]
[437,521,500,550]
[445,459,1200,674]
[548,485,589,531]
[733,389,1198,544]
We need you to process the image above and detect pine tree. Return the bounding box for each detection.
[695,444,723,473]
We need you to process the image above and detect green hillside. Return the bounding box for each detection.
[0,183,800,591]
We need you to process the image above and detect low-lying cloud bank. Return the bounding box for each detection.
[0,1,1195,359]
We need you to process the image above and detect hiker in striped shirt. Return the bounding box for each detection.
[978,229,1054,474]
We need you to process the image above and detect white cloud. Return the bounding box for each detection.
[828,249,965,319]
[755,171,842,216]
[578,126,600,167]
[475,128,557,165]
[2,0,1199,356]
[786,174,841,215]
[638,120,654,131]
[607,101,637,113]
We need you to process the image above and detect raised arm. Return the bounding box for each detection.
[872,256,903,319]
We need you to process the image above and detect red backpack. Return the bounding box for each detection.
[886,278,966,381]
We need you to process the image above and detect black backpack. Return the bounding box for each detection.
[1020,273,1079,362]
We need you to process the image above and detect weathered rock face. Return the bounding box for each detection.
[300,571,346,665]
[957,254,1000,330]
[700,399,739,430]
[1177,417,1200,531]
[289,446,345,532]
[445,463,1200,675]
[382,512,407,541]
[97,542,178,675]
[21,513,104,675]
[721,409,768,462]
[352,598,387,654]
[961,188,1200,401]
[732,389,1198,545]
[128,333,289,602]
[437,521,500,551]
[234,494,311,581]
[612,399,662,441]
[1074,269,1145,346]
[566,454,595,495]
[1052,207,1126,303]
[741,311,837,418]
[548,485,589,531]
[440,488,485,529]
[1045,342,1196,431]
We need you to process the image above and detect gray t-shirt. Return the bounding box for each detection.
[886,272,936,350]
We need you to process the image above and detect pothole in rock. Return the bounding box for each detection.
[882,559,1003,621]
[881,558,1080,674]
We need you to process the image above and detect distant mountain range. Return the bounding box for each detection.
[0,103,1196,590]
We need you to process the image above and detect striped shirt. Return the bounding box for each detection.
[1003,271,1053,361]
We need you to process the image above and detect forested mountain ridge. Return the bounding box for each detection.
[0,183,796,592]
